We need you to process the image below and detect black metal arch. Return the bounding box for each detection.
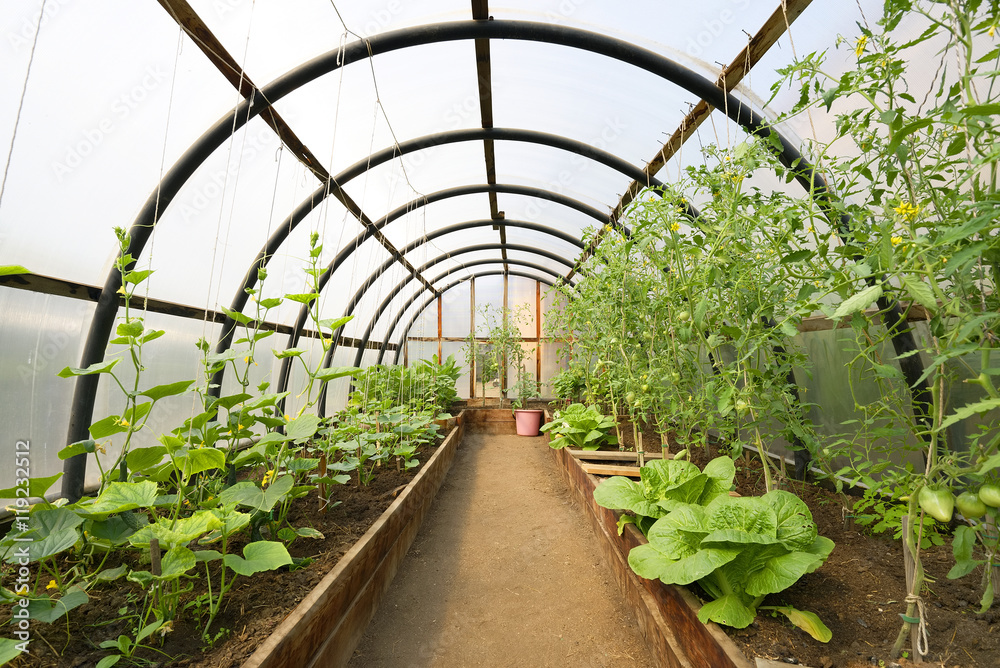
[391,270,557,369]
[212,127,652,398]
[272,218,583,412]
[349,245,575,368]
[62,18,887,500]
[374,258,572,365]
[315,242,577,415]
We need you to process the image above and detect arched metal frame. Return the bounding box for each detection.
[61,19,925,501]
[315,242,577,415]
[374,258,572,365]
[211,128,652,396]
[347,224,585,368]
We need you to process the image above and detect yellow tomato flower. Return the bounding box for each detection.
[46,580,58,590]
[670,222,680,232]
[855,35,868,57]
[891,236,903,246]
[893,201,920,221]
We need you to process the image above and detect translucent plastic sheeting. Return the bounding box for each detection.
[0,1,243,287]
[139,116,334,311]
[495,191,609,234]
[441,282,471,338]
[490,40,698,168]
[0,289,93,498]
[442,341,471,399]
[493,141,636,214]
[378,192,495,250]
[494,0,778,80]
[507,275,539,338]
[264,40,483,176]
[541,285,569,338]
[504,249,571,279]
[472,274,504,330]
[344,142,489,223]
[539,341,568,396]
[400,226,578,270]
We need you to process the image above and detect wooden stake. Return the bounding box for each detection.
[637,430,645,468]
[900,516,920,659]
[318,451,328,511]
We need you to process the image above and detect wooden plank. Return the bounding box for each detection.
[568,450,664,461]
[581,463,643,478]
[550,441,752,668]
[243,418,465,668]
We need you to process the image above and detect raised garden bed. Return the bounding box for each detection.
[241,413,465,667]
[549,439,752,668]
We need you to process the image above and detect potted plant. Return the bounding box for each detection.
[511,370,543,436]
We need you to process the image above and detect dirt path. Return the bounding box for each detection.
[349,433,658,668]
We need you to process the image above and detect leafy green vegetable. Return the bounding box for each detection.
[541,403,619,450]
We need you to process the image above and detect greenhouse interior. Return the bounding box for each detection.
[1,0,999,666]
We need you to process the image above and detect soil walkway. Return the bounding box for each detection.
[349,432,657,668]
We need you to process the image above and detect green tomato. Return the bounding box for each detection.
[625,392,636,404]
[918,486,954,523]
[641,384,650,393]
[956,491,987,518]
[677,310,691,322]
[979,484,1000,508]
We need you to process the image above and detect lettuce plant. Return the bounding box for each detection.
[541,403,619,450]
[595,456,834,640]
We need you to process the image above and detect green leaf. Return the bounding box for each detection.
[766,490,818,551]
[258,297,283,309]
[223,540,293,576]
[125,446,167,473]
[0,472,63,498]
[318,315,353,331]
[128,511,222,549]
[58,439,96,460]
[159,546,196,579]
[57,359,121,378]
[939,398,1000,431]
[313,366,359,382]
[116,320,144,338]
[140,380,195,401]
[27,586,89,623]
[697,593,756,628]
[0,637,27,664]
[94,565,128,581]
[284,293,318,304]
[123,269,154,285]
[768,606,832,642]
[780,249,813,264]
[178,447,226,477]
[89,515,145,545]
[0,265,30,277]
[135,619,164,644]
[593,477,663,519]
[95,655,121,668]
[75,481,160,519]
[273,347,309,359]
[89,414,126,440]
[286,414,322,443]
[833,284,882,319]
[900,275,936,310]
[7,508,83,562]
[222,306,253,325]
[218,475,294,513]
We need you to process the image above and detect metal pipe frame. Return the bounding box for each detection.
[348,224,584,367]
[62,18,921,500]
[315,242,576,415]
[215,126,647,399]
[375,258,570,365]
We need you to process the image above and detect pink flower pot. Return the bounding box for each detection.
[514,409,544,436]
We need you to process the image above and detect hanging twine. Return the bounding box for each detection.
[904,592,929,656]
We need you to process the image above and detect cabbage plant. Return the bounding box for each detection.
[595,456,834,640]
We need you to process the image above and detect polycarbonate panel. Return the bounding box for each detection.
[0,1,244,287]
[539,341,567,397]
[442,341,471,399]
[494,0,777,78]
[346,142,489,221]
[379,193,494,249]
[0,290,93,499]
[473,274,504,331]
[496,191,608,231]
[541,283,568,338]
[507,275,538,338]
[491,40,696,166]
[493,141,632,212]
[441,282,471,338]
[504,249,571,278]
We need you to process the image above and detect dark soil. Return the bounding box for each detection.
[2,447,433,668]
[614,419,1000,668]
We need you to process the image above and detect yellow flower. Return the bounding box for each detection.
[262,469,275,486]
[893,201,920,221]
[670,222,680,232]
[284,414,291,422]
[855,35,868,57]
[891,236,903,246]
[604,224,613,233]
[116,286,128,296]
[237,424,245,431]
[46,580,58,590]
[990,24,995,38]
